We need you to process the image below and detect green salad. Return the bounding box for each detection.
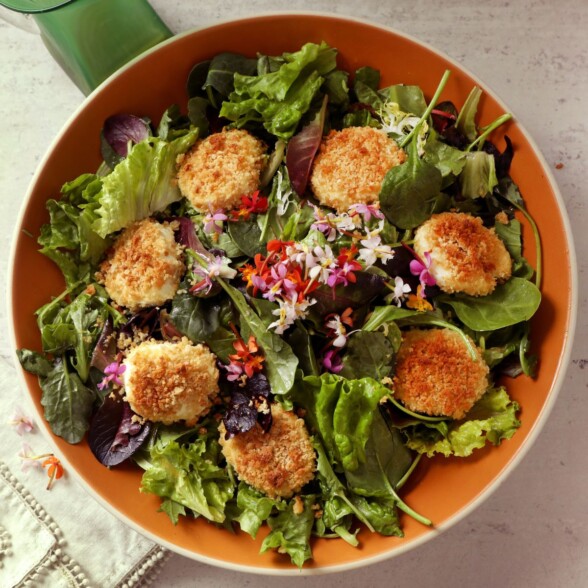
[18,41,541,567]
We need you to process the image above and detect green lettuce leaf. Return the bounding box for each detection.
[219,42,337,139]
[233,483,285,538]
[140,432,234,524]
[38,174,109,287]
[92,131,198,237]
[404,387,521,457]
[260,495,316,568]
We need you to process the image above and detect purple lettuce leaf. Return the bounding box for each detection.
[88,394,151,467]
[286,96,328,196]
[102,114,151,158]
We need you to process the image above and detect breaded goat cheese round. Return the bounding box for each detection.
[100,218,184,311]
[123,338,219,425]
[414,212,512,296]
[309,127,406,212]
[393,328,489,420]
[177,128,267,212]
[219,403,316,499]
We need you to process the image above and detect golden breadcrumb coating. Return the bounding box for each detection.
[219,403,316,499]
[177,128,267,212]
[309,127,406,212]
[100,218,184,311]
[414,212,512,297]
[123,338,219,425]
[393,328,489,420]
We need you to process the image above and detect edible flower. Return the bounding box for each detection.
[203,209,228,234]
[406,285,433,312]
[98,361,126,390]
[321,349,343,374]
[348,202,385,222]
[18,443,46,472]
[225,332,265,381]
[42,456,64,490]
[231,190,268,221]
[8,406,34,436]
[389,276,412,307]
[409,250,436,292]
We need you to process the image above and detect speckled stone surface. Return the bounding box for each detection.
[1,1,587,586]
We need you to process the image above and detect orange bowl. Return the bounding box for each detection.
[8,13,576,574]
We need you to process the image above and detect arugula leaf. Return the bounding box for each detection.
[260,495,316,568]
[92,132,197,238]
[379,85,427,116]
[455,86,482,141]
[40,358,95,444]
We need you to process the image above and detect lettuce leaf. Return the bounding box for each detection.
[92,131,197,238]
[219,42,337,139]
[404,387,521,457]
[233,482,285,538]
[140,431,234,524]
[38,174,109,287]
[260,495,316,568]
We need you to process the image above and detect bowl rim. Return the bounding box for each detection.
[6,10,578,576]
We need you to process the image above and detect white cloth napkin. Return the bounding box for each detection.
[0,365,170,588]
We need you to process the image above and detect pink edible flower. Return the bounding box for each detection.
[203,209,228,234]
[9,406,34,436]
[18,443,46,472]
[348,202,385,222]
[98,361,126,390]
[322,349,343,373]
[409,251,436,294]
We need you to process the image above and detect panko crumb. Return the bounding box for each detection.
[123,338,219,425]
[414,212,512,296]
[393,328,489,420]
[219,403,316,499]
[177,128,267,212]
[100,218,184,311]
[293,495,305,515]
[310,127,406,212]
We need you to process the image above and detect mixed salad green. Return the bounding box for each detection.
[18,41,541,567]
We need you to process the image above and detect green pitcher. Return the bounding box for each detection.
[1,0,172,95]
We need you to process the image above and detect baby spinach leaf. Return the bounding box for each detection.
[203,52,258,104]
[227,218,266,257]
[292,374,389,472]
[354,66,380,91]
[379,137,445,229]
[17,349,53,377]
[346,494,403,537]
[339,331,395,380]
[285,322,319,376]
[344,408,413,497]
[379,84,427,116]
[438,277,541,331]
[169,292,236,361]
[40,358,95,444]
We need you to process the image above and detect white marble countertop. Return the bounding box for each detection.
[1,1,587,586]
